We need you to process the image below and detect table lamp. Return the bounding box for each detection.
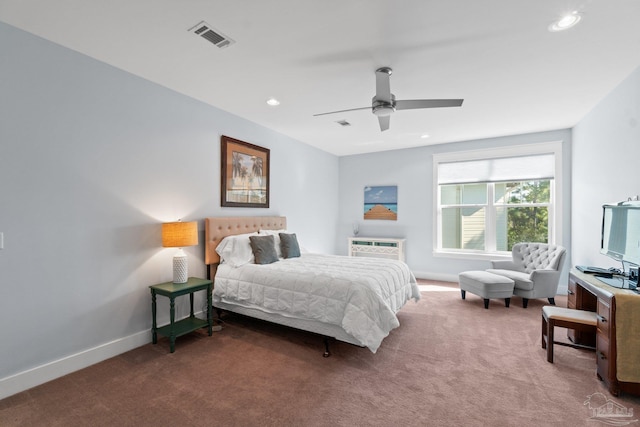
[162,220,198,283]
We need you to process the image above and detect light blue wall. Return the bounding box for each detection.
[572,66,640,268]
[338,130,572,281]
[0,22,338,393]
[4,13,637,398]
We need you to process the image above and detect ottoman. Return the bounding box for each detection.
[458,271,515,309]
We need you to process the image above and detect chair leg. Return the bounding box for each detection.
[546,318,555,363]
[461,290,466,299]
[548,297,555,305]
[505,298,511,308]
[522,298,529,308]
[541,315,547,349]
[483,299,489,309]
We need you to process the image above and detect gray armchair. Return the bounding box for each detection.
[487,242,566,308]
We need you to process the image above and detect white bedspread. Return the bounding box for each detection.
[214,253,420,353]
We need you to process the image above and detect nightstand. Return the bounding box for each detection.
[149,277,213,353]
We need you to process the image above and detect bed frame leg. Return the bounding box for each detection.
[323,337,331,358]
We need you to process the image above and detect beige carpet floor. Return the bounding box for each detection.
[2,280,639,426]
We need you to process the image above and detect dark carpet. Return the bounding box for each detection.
[2,281,639,426]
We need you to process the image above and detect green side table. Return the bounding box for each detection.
[149,277,213,353]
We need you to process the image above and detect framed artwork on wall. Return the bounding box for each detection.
[364,185,397,220]
[221,135,270,208]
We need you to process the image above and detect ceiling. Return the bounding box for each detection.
[2,1,640,156]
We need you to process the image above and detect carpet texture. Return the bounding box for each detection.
[1,281,639,426]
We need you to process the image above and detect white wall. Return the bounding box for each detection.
[338,130,572,282]
[572,66,640,268]
[0,22,338,398]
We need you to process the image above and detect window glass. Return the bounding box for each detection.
[496,206,549,250]
[441,183,486,205]
[441,185,460,205]
[495,181,550,204]
[442,207,486,250]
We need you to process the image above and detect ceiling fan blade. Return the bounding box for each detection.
[395,99,464,110]
[375,67,392,103]
[378,115,390,131]
[313,106,371,116]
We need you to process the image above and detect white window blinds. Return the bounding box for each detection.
[438,153,555,185]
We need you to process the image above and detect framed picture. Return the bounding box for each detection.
[364,185,397,220]
[221,135,270,208]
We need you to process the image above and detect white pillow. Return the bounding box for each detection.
[258,229,287,258]
[215,232,258,267]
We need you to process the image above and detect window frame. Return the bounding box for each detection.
[433,142,563,260]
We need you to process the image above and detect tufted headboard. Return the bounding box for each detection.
[204,216,287,275]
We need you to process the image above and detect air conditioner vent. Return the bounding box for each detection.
[188,21,235,49]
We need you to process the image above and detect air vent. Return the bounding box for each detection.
[188,21,235,49]
[336,120,351,127]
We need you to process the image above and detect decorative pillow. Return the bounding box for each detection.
[279,233,301,258]
[258,229,287,258]
[249,235,279,265]
[215,232,258,267]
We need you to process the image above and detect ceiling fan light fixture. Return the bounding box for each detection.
[372,94,396,117]
[372,104,395,117]
[549,11,582,32]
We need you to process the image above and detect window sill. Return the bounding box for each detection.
[433,250,512,261]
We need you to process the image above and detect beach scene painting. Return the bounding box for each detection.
[364,185,398,220]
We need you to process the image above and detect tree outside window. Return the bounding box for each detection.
[496,181,550,251]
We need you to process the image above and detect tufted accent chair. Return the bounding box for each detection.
[486,243,566,308]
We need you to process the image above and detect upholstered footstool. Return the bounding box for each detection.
[458,271,515,309]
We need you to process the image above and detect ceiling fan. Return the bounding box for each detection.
[313,67,463,131]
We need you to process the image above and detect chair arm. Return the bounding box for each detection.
[491,259,518,269]
[530,269,562,293]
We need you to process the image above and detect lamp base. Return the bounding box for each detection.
[173,249,188,283]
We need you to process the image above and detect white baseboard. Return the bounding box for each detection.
[0,330,151,400]
[413,271,459,283]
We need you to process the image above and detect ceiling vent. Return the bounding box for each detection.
[188,21,235,49]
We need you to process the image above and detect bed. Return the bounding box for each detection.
[205,216,420,355]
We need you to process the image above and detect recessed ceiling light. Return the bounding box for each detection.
[549,11,582,32]
[420,134,430,139]
[266,97,280,106]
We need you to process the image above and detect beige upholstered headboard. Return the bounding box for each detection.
[204,216,287,267]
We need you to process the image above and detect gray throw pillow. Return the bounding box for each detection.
[249,235,279,264]
[279,233,301,258]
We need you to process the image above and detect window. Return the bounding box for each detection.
[434,142,562,258]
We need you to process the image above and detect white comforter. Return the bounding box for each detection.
[214,253,420,353]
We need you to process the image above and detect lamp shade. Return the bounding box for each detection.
[162,221,198,248]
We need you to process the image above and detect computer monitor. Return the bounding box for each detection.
[601,203,640,267]
[598,202,640,291]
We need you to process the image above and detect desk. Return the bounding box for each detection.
[568,270,640,396]
[149,277,213,353]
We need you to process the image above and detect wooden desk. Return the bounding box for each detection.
[568,270,640,396]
